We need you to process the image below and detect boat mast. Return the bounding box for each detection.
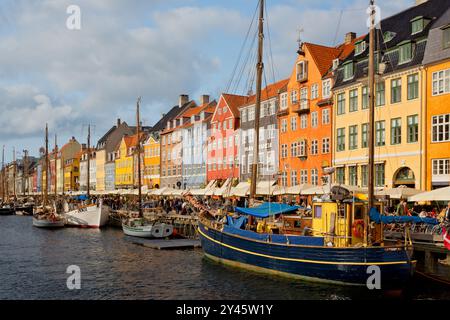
[87,125,91,199]
[54,135,58,199]
[249,0,264,201]
[136,97,143,218]
[13,147,16,199]
[366,0,376,246]
[43,124,49,207]
[1,145,4,202]
[23,150,28,196]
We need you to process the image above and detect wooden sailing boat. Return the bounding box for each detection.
[197,0,414,286]
[122,97,173,238]
[65,125,110,228]
[33,124,65,228]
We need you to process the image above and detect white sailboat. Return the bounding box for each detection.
[33,124,65,228]
[65,125,110,228]
[122,97,174,238]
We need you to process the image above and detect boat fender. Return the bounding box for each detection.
[352,219,364,238]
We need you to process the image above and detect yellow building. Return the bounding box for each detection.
[143,135,161,189]
[115,135,137,189]
[330,7,441,190]
[423,10,450,190]
[64,154,80,192]
[96,149,106,191]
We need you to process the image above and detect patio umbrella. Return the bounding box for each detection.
[408,186,450,202]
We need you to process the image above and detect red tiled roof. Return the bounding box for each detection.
[240,78,289,108]
[221,93,249,117]
[305,42,341,76]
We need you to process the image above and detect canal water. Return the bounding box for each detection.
[1,215,449,300]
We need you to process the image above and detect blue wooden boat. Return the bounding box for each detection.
[198,204,415,287]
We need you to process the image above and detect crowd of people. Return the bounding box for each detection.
[385,199,450,223]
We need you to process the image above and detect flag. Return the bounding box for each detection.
[443,227,450,251]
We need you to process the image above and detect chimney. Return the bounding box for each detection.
[345,32,356,45]
[200,95,210,105]
[179,94,189,108]
[415,0,427,5]
[117,118,121,127]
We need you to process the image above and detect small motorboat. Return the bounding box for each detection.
[122,218,173,238]
[0,205,15,215]
[15,204,34,216]
[33,206,65,228]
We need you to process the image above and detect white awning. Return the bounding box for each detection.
[255,180,277,195]
[301,184,367,195]
[229,182,250,197]
[408,186,450,202]
[376,186,423,199]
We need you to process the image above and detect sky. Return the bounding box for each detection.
[0,0,415,162]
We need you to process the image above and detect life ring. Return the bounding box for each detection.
[352,219,365,238]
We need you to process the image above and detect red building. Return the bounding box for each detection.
[207,93,248,182]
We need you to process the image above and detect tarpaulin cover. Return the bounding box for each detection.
[226,216,247,229]
[223,225,324,246]
[369,207,439,225]
[235,202,301,218]
[72,195,88,201]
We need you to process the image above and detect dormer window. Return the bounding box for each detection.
[383,31,396,43]
[398,41,414,64]
[332,59,339,70]
[411,16,430,35]
[223,107,227,114]
[443,25,450,49]
[355,41,366,56]
[343,61,355,81]
[296,60,308,82]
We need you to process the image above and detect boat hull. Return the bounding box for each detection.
[0,208,15,215]
[33,217,65,228]
[15,206,34,216]
[198,222,414,287]
[122,222,174,238]
[65,204,109,228]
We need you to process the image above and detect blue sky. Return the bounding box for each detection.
[0,0,415,162]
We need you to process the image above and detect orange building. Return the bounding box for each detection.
[278,35,358,187]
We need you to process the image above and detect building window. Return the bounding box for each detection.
[248,107,255,121]
[322,138,330,154]
[281,172,288,187]
[281,119,287,133]
[432,114,450,142]
[281,144,288,158]
[311,169,318,186]
[300,88,308,110]
[349,125,358,150]
[311,140,318,155]
[411,17,424,34]
[291,170,298,186]
[337,93,346,115]
[391,118,402,145]
[407,115,419,143]
[355,41,366,55]
[280,93,288,109]
[241,109,247,122]
[337,128,345,152]
[444,27,450,49]
[311,112,318,128]
[383,31,396,43]
[407,73,419,100]
[375,164,385,187]
[311,84,319,100]
[376,81,385,106]
[432,69,450,96]
[229,119,233,130]
[348,166,358,186]
[291,142,298,157]
[290,116,297,131]
[399,42,413,64]
[343,62,354,80]
[300,170,308,184]
[349,89,358,112]
[361,86,369,110]
[300,114,308,129]
[322,79,331,98]
[361,165,368,187]
[291,90,298,103]
[391,78,402,104]
[432,159,450,176]
[336,167,345,184]
[297,61,308,81]
[376,121,386,146]
[322,108,330,125]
